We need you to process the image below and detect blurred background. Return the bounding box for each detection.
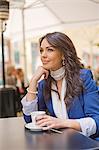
[0,0,99,86]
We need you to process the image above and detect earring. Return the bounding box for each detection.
[62,59,65,66]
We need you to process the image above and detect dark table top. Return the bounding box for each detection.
[0,117,99,150]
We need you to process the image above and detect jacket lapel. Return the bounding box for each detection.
[45,97,56,117]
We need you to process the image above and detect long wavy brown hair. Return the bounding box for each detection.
[39,32,84,107]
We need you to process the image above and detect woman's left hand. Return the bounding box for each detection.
[36,114,66,130]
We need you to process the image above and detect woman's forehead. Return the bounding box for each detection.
[41,38,51,47]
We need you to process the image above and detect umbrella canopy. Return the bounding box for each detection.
[5,0,99,40]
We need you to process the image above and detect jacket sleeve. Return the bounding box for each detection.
[37,80,47,111]
[82,69,99,137]
[23,80,47,123]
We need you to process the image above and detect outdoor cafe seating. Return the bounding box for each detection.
[0,85,21,118]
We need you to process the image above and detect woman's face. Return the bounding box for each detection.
[40,38,63,71]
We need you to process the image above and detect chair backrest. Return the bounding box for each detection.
[0,87,17,118]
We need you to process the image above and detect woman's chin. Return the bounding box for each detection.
[43,64,58,71]
[43,65,50,70]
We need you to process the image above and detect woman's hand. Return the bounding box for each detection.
[36,115,66,130]
[28,66,49,92]
[36,114,81,131]
[26,66,49,101]
[31,66,49,82]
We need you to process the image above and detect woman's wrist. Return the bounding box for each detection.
[63,119,81,131]
[31,74,40,83]
[28,79,38,90]
[26,93,37,101]
[27,88,38,94]
[26,79,38,101]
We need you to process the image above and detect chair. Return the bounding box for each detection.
[0,86,17,118]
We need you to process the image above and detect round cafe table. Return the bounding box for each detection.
[0,117,99,150]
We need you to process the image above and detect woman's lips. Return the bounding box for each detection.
[42,61,49,64]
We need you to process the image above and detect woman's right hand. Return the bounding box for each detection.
[30,66,49,83]
[26,66,49,101]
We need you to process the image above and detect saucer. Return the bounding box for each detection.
[25,123,43,131]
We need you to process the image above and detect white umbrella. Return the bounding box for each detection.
[6,0,99,39]
[4,0,99,82]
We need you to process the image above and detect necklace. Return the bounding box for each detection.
[50,66,65,81]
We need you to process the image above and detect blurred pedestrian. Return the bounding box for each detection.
[6,65,17,86]
[16,68,25,96]
[94,67,99,86]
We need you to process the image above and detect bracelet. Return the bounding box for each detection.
[27,88,38,94]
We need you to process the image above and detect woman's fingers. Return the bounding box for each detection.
[37,119,54,130]
[36,118,49,125]
[36,115,50,124]
[44,71,49,79]
[37,121,51,127]
[36,115,57,129]
[40,66,49,79]
[42,124,54,130]
[30,66,49,82]
[36,115,47,120]
[36,114,48,120]
[36,115,64,129]
[43,68,49,79]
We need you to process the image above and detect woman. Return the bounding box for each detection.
[6,65,16,86]
[21,32,99,139]
[16,68,25,95]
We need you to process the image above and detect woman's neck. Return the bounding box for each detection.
[50,66,65,81]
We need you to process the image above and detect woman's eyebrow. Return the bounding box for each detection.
[40,46,54,49]
[46,46,54,49]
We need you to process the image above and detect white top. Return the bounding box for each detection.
[51,77,68,119]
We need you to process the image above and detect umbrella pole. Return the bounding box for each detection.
[1,28,5,87]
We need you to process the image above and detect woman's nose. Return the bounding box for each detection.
[42,51,47,57]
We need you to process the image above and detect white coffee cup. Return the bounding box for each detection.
[31,111,45,126]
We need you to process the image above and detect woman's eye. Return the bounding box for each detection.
[48,48,54,52]
[40,49,43,53]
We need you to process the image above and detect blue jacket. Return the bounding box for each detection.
[24,69,99,138]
